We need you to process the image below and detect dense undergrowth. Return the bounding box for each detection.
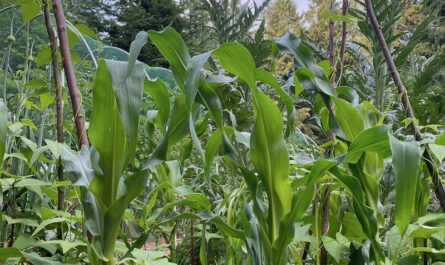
[0,0,445,264]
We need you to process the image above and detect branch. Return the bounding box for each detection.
[364,0,445,212]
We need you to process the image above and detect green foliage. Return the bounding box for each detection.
[1,2,445,265]
[66,0,187,67]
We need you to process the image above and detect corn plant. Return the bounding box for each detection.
[62,32,148,264]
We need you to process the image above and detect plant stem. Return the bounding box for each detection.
[364,0,445,212]
[2,44,11,105]
[51,0,89,149]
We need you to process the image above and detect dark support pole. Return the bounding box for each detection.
[335,0,349,84]
[364,0,445,212]
[51,0,93,243]
[42,0,65,239]
[51,0,89,149]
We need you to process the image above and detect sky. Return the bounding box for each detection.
[295,0,311,14]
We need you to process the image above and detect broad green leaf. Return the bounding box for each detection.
[89,60,127,210]
[336,86,359,105]
[148,27,190,89]
[435,133,445,145]
[341,213,367,241]
[184,193,211,210]
[205,128,223,176]
[25,79,47,88]
[250,88,291,242]
[212,43,256,89]
[322,13,342,20]
[329,167,365,205]
[408,247,445,254]
[105,59,144,164]
[75,24,98,39]
[162,211,245,239]
[144,79,170,133]
[344,126,391,163]
[185,52,212,110]
[429,144,445,162]
[40,93,54,110]
[2,215,39,227]
[36,47,52,67]
[31,217,67,237]
[62,146,94,188]
[331,96,364,141]
[15,0,40,24]
[38,240,87,254]
[314,77,336,97]
[125,31,148,80]
[390,135,421,235]
[143,95,191,170]
[256,68,295,138]
[307,158,337,186]
[13,234,37,250]
[0,248,22,263]
[274,33,326,79]
[318,60,330,76]
[204,127,234,179]
[321,235,349,263]
[418,213,445,225]
[44,139,67,158]
[21,252,62,265]
[408,225,445,239]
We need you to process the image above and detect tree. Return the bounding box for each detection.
[302,0,341,50]
[265,0,301,39]
[0,0,15,9]
[265,0,302,72]
[65,0,187,66]
[179,0,213,55]
[203,0,271,45]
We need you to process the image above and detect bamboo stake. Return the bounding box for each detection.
[364,0,445,212]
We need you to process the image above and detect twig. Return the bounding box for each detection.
[364,0,445,212]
